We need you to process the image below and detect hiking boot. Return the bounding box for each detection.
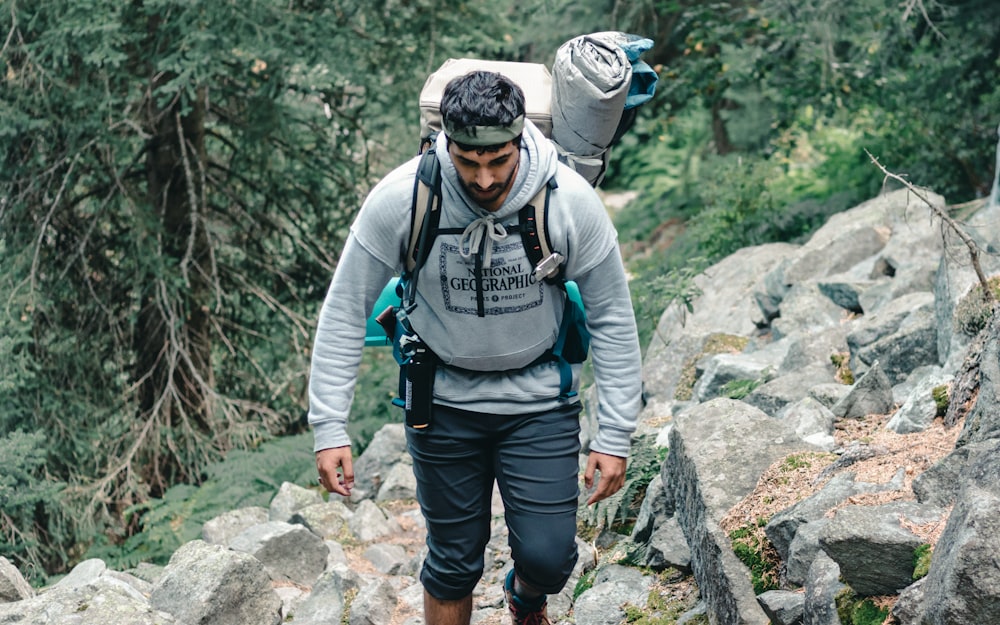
[504,569,551,625]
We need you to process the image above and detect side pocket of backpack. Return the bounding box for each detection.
[561,296,591,364]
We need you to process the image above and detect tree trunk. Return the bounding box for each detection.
[135,83,214,491]
[711,98,736,156]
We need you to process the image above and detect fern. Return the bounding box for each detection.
[583,434,668,532]
[85,432,317,568]
[0,430,67,584]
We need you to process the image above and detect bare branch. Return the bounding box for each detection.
[176,112,201,287]
[30,152,82,296]
[900,0,946,40]
[1,3,17,57]
[866,150,994,303]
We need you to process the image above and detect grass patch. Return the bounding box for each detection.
[835,588,892,625]
[729,520,780,594]
[721,378,763,400]
[913,543,933,580]
[674,333,749,401]
[931,385,950,417]
[831,351,855,385]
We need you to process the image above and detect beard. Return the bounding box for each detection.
[461,162,519,210]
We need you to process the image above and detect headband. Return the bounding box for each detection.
[443,115,524,146]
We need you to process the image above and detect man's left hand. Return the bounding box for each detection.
[583,451,627,505]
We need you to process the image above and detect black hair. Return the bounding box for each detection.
[440,71,526,152]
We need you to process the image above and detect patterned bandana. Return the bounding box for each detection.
[443,115,524,146]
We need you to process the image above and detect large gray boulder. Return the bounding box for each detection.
[818,502,947,596]
[228,521,329,586]
[269,481,324,522]
[830,360,894,419]
[771,283,848,341]
[150,540,282,625]
[0,556,33,602]
[956,312,1000,446]
[765,470,904,564]
[743,365,833,417]
[348,499,403,542]
[573,564,653,625]
[290,499,354,541]
[851,296,939,385]
[349,578,398,625]
[642,243,797,409]
[349,423,409,503]
[0,578,176,624]
[291,566,353,625]
[802,552,845,625]
[692,351,778,403]
[757,589,805,625]
[780,222,889,287]
[886,369,953,434]
[664,398,816,625]
[779,397,837,451]
[918,438,1000,624]
[201,506,269,546]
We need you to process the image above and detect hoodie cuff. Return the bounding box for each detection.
[589,425,634,458]
[312,420,351,453]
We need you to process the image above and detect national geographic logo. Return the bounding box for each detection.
[439,241,545,314]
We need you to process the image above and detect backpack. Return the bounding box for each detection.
[363,32,657,401]
[416,31,658,186]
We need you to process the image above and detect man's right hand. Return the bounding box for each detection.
[316,445,354,497]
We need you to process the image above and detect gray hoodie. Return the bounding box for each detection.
[308,120,642,457]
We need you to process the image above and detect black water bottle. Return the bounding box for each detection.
[403,341,434,429]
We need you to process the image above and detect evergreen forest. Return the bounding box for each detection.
[2,0,998,584]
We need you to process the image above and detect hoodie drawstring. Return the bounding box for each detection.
[459,215,508,316]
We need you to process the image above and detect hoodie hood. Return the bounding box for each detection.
[435,118,559,221]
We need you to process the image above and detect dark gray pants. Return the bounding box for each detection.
[406,402,582,600]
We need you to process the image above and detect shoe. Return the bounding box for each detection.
[504,569,551,625]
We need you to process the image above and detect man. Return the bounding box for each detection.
[309,70,642,625]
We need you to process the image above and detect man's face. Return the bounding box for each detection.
[448,139,520,212]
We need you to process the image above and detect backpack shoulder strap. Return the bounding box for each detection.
[401,145,444,311]
[518,176,562,284]
[405,146,443,276]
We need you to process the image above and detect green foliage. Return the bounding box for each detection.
[931,385,950,418]
[831,352,856,385]
[573,569,597,600]
[779,455,805,472]
[629,256,708,354]
[729,522,779,594]
[0,0,518,578]
[913,543,933,580]
[620,0,1000,202]
[583,434,668,533]
[850,600,891,625]
[686,156,778,261]
[687,146,868,264]
[85,433,316,569]
[836,588,891,625]
[674,334,749,401]
[720,377,763,400]
[339,587,358,625]
[0,430,67,585]
[621,581,701,624]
